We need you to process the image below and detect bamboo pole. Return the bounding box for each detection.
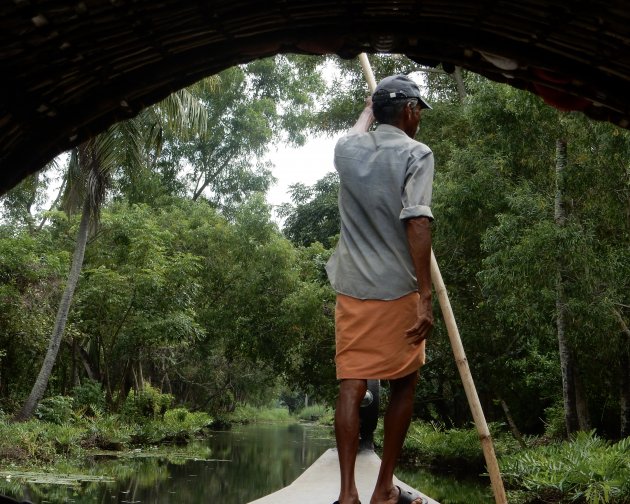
[358,53,377,92]
[358,53,508,504]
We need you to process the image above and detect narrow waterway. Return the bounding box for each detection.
[10,423,333,503]
[8,423,491,503]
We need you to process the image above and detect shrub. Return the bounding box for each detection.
[0,419,81,462]
[401,421,484,470]
[121,384,173,422]
[317,409,335,426]
[72,379,106,416]
[166,407,189,423]
[163,408,212,437]
[132,410,211,445]
[500,431,630,504]
[85,415,133,450]
[45,423,84,455]
[543,401,568,440]
[35,395,74,424]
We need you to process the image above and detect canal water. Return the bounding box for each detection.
[8,423,491,503]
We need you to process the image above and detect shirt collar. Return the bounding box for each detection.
[375,123,406,136]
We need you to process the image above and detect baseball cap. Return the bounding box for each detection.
[372,74,432,109]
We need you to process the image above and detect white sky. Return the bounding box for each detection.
[265,133,338,210]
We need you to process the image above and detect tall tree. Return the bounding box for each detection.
[13,140,111,421]
[0,226,64,405]
[13,88,207,421]
[148,56,326,214]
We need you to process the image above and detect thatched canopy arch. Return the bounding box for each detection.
[1,0,629,194]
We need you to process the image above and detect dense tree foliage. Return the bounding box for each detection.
[1,55,334,419]
[278,172,340,249]
[279,57,630,439]
[1,55,628,441]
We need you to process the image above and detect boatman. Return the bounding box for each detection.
[326,74,434,504]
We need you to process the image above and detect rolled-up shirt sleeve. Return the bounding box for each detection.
[400,151,434,221]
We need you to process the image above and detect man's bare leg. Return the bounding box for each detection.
[370,371,421,504]
[335,378,367,504]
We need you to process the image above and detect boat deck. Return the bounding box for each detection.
[249,448,439,504]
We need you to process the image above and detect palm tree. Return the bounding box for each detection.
[13,83,213,421]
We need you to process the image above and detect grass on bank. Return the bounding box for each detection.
[224,404,293,424]
[5,391,628,504]
[500,431,630,504]
[387,422,630,504]
[377,421,519,473]
[0,385,215,467]
[225,403,332,424]
[0,395,332,468]
[0,410,213,466]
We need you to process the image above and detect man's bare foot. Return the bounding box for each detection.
[333,493,361,504]
[370,485,426,504]
[369,485,398,504]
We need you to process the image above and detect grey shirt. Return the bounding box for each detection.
[326,124,434,300]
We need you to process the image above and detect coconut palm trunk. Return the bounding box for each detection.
[13,196,91,421]
[12,85,209,422]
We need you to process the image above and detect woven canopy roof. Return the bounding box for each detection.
[2,0,629,194]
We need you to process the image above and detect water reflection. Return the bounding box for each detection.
[396,466,493,504]
[8,423,334,504]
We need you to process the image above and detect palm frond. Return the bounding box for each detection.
[156,87,208,139]
[188,75,222,95]
[112,118,144,170]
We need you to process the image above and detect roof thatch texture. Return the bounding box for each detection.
[2,0,630,194]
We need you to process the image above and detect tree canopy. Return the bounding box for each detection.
[1,54,628,439]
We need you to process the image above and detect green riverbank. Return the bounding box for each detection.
[1,407,629,504]
[390,423,630,504]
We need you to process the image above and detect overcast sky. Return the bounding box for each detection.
[265,133,337,211]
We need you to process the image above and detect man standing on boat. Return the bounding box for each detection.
[326,74,434,504]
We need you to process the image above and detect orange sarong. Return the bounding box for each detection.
[335,291,426,380]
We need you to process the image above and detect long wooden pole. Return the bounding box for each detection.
[358,53,508,504]
[358,53,378,92]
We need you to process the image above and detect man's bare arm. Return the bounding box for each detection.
[348,97,375,134]
[405,216,434,344]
